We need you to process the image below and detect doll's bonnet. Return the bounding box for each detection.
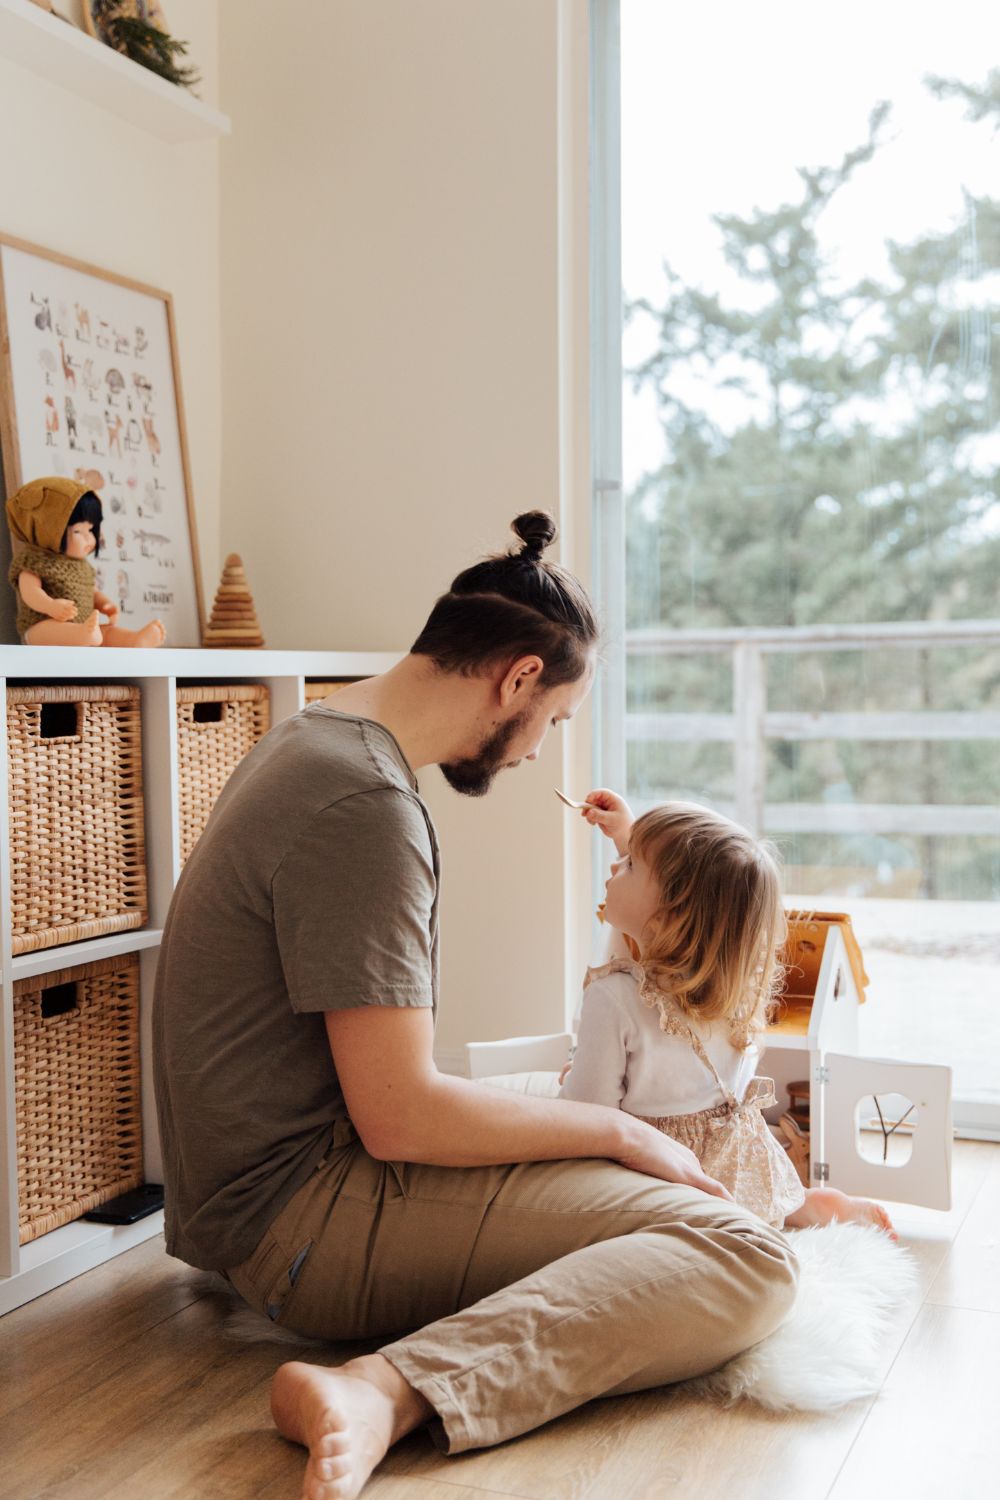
[6,476,92,553]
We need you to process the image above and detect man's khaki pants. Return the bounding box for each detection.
[228,1121,799,1453]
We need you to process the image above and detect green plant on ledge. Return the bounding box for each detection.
[89,1,200,91]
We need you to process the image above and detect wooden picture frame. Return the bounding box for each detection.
[0,231,205,646]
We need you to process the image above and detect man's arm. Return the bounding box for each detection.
[325,1005,732,1198]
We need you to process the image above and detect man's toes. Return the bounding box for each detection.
[318,1448,351,1473]
[313,1458,348,1485]
[315,1425,349,1457]
[304,1467,350,1500]
[314,1437,351,1466]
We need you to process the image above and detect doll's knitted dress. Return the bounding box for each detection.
[9,545,96,636]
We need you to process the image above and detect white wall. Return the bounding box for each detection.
[0,0,222,640]
[220,0,594,1054]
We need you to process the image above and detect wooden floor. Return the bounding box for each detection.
[2,1140,999,1500]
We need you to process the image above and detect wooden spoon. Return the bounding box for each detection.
[553,788,588,809]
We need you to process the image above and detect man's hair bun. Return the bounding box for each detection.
[511,510,557,560]
[410,505,598,687]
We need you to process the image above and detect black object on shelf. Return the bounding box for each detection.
[82,1183,164,1224]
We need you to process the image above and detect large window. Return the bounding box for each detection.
[595,1,1000,1129]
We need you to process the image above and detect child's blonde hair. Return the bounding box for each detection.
[629,802,786,1049]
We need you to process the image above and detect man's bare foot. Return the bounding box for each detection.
[271,1355,432,1500]
[785,1186,898,1241]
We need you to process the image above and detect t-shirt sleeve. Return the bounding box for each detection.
[272,787,436,1014]
[559,977,628,1108]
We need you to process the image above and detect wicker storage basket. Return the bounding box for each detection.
[176,684,270,865]
[304,680,354,704]
[14,953,143,1244]
[7,685,148,956]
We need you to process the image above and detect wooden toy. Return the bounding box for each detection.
[761,910,952,1210]
[202,553,264,648]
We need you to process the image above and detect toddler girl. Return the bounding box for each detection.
[560,789,895,1237]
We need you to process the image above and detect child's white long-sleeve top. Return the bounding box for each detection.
[559,964,759,1115]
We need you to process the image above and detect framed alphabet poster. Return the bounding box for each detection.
[0,232,204,645]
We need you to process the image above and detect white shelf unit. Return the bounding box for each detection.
[0,0,230,142]
[0,645,395,1315]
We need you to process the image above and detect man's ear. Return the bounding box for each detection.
[497,654,544,707]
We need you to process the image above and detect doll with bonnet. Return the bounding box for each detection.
[7,476,165,647]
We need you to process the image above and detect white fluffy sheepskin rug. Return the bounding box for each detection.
[682,1221,917,1411]
[212,1219,916,1414]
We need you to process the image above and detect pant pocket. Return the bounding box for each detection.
[264,1238,314,1323]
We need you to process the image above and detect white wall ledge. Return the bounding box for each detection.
[0,0,230,142]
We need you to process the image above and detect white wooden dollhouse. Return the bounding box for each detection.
[468,910,953,1212]
[759,910,952,1210]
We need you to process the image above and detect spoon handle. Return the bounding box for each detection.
[553,787,587,810]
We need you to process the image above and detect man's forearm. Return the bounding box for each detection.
[364,1070,642,1168]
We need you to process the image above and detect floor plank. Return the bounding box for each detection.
[827,1304,1000,1500]
[0,1233,205,1422]
[2,1295,292,1499]
[925,1145,1000,1314]
[385,1388,879,1500]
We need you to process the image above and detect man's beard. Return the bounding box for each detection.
[439,710,529,797]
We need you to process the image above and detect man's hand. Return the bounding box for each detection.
[616,1119,734,1200]
[580,788,635,856]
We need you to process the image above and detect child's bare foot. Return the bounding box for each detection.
[271,1356,432,1499]
[785,1186,898,1241]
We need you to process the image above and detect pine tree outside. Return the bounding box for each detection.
[617,2,1000,1116]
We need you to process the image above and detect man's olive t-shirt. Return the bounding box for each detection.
[152,705,439,1271]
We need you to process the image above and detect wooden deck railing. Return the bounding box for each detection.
[625,620,1000,838]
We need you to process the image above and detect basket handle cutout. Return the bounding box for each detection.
[40,981,79,1019]
[39,702,82,740]
[192,702,224,724]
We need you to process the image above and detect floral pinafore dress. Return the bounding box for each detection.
[593,959,807,1229]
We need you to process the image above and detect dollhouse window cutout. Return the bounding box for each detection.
[855,1092,917,1166]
